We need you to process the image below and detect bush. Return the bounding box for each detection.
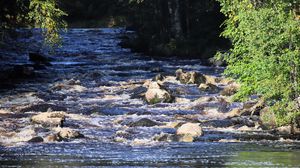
[216,0,300,126]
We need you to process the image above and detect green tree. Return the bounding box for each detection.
[216,0,300,125]
[1,0,66,46]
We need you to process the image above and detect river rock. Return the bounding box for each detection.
[31,112,66,127]
[56,128,84,139]
[145,82,173,104]
[28,136,44,143]
[19,103,67,113]
[45,134,62,142]
[176,123,203,137]
[220,83,240,96]
[152,73,166,81]
[199,83,220,93]
[276,126,293,135]
[175,69,206,85]
[129,118,160,127]
[259,107,276,129]
[130,86,147,99]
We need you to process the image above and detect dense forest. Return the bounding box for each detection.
[1,0,300,131]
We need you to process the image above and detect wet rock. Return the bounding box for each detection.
[129,118,160,127]
[51,83,87,92]
[242,99,265,116]
[166,122,184,129]
[226,108,242,118]
[231,117,255,127]
[176,123,203,137]
[115,130,132,139]
[56,128,84,139]
[130,86,147,99]
[152,73,166,81]
[194,96,217,104]
[199,83,220,93]
[31,112,66,127]
[276,126,293,135]
[175,69,206,85]
[177,134,195,142]
[28,136,44,143]
[220,83,240,96]
[204,75,218,85]
[19,103,67,113]
[153,133,176,142]
[145,82,173,104]
[201,119,235,128]
[29,52,51,65]
[45,134,62,142]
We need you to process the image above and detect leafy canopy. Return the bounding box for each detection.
[216,0,300,125]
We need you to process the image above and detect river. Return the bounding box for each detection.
[0,28,300,167]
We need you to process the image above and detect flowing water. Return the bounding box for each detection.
[0,28,300,167]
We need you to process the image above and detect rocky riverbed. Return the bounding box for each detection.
[0,28,300,167]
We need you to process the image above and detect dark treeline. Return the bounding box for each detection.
[1,0,228,59]
[60,0,229,59]
[123,0,229,59]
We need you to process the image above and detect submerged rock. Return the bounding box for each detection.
[129,118,160,127]
[145,82,173,104]
[31,112,66,127]
[175,69,206,85]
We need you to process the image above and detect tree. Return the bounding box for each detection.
[1,0,66,46]
[216,0,300,126]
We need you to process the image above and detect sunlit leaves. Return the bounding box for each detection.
[216,0,300,125]
[28,0,67,47]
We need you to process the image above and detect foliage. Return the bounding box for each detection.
[1,0,66,46]
[28,0,67,46]
[216,0,300,126]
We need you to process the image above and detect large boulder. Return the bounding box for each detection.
[175,69,206,85]
[145,82,173,104]
[31,112,66,127]
[176,123,203,142]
